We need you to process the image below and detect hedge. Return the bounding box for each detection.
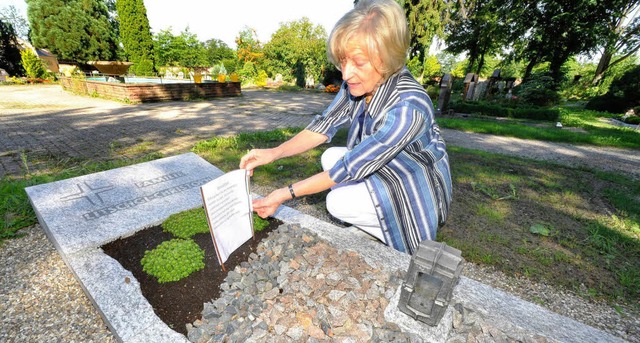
[451,101,559,121]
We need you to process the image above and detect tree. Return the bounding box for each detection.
[153,28,207,67]
[422,55,442,79]
[0,5,29,39]
[591,0,640,84]
[235,27,264,64]
[445,0,505,76]
[115,0,155,75]
[436,51,460,74]
[20,48,47,79]
[401,0,449,66]
[204,39,235,66]
[0,19,23,76]
[505,0,612,85]
[26,0,118,62]
[263,18,328,87]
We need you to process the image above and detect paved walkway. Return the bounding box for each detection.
[1,84,638,179]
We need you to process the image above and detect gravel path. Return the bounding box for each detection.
[1,86,638,342]
[442,128,640,180]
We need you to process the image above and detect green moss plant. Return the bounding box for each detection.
[161,208,210,239]
[141,239,205,283]
[253,213,269,231]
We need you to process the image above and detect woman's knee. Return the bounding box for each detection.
[325,190,344,219]
[321,147,348,171]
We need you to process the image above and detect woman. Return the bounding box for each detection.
[239,0,452,254]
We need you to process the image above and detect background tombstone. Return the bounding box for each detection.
[436,73,453,115]
[504,77,517,99]
[473,81,488,101]
[463,73,478,101]
[487,69,502,97]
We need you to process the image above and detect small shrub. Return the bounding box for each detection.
[322,64,342,86]
[585,93,629,114]
[161,207,273,238]
[586,65,640,114]
[141,238,205,283]
[609,64,640,104]
[624,116,640,125]
[20,49,47,80]
[451,101,559,121]
[130,59,155,76]
[162,207,209,239]
[255,70,268,87]
[253,213,269,231]
[514,73,560,107]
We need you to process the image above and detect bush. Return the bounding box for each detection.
[514,73,560,107]
[586,65,640,114]
[452,78,464,93]
[451,101,559,121]
[130,59,155,76]
[322,64,342,87]
[255,70,268,87]
[521,88,561,107]
[20,49,47,79]
[585,93,629,114]
[610,65,640,101]
[624,115,640,125]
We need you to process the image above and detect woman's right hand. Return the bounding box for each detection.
[239,148,278,175]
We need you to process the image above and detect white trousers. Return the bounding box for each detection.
[322,147,386,242]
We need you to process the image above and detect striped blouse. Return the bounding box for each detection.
[306,67,452,254]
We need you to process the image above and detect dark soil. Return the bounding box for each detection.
[101,218,282,335]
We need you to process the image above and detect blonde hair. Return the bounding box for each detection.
[327,0,409,80]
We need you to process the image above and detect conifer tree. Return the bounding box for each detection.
[0,20,23,76]
[115,0,155,75]
[26,0,118,62]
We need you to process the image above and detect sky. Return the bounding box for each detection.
[1,0,355,48]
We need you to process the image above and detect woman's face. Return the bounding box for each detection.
[340,37,384,99]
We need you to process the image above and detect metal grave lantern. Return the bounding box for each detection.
[398,240,464,326]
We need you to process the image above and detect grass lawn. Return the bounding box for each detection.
[437,106,640,149]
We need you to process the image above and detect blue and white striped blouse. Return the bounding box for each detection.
[306,67,452,254]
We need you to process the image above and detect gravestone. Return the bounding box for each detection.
[26,153,219,255]
[463,73,478,101]
[436,73,453,115]
[305,75,315,88]
[0,68,8,82]
[472,81,488,101]
[487,69,501,97]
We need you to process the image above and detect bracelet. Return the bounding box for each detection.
[288,184,296,199]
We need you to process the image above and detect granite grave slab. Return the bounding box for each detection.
[25,152,221,255]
